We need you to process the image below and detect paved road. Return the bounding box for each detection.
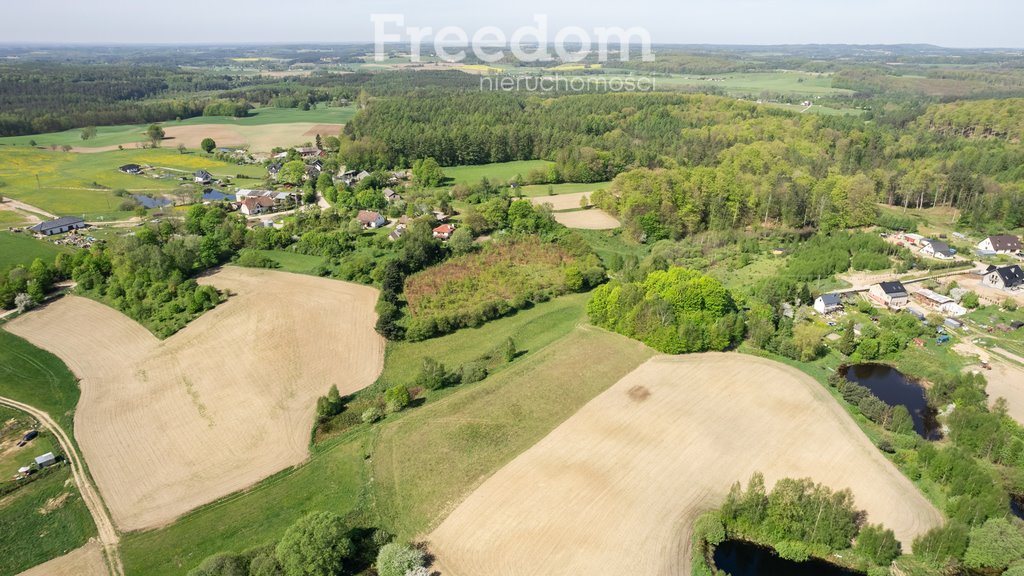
[0,396,123,576]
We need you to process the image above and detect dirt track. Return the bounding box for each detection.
[7,267,384,531]
[429,353,942,576]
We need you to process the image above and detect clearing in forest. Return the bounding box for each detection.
[429,353,942,576]
[7,267,384,531]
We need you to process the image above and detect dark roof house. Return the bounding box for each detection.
[991,265,1024,289]
[29,216,87,236]
[119,164,142,174]
[879,281,908,297]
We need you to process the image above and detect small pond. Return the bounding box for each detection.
[132,194,171,209]
[843,363,941,440]
[712,540,864,576]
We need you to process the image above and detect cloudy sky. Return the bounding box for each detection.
[1,0,1020,47]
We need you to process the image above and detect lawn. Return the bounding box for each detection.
[0,147,265,218]
[119,292,644,575]
[442,160,554,186]
[0,232,70,272]
[0,467,96,575]
[0,329,81,433]
[0,209,28,227]
[0,405,59,475]
[518,181,613,197]
[239,249,329,276]
[0,106,357,149]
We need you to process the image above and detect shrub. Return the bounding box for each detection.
[962,291,980,309]
[275,512,353,576]
[362,407,384,424]
[375,543,425,576]
[458,361,488,384]
[187,553,248,576]
[384,385,410,413]
[236,249,280,269]
[855,524,901,565]
[415,357,451,391]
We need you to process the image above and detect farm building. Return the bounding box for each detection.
[29,216,87,236]
[978,235,1022,254]
[912,288,967,316]
[983,265,1024,290]
[34,452,56,468]
[383,188,401,203]
[433,223,456,240]
[813,293,843,315]
[388,225,407,242]
[354,170,371,183]
[922,241,955,260]
[119,164,142,174]
[357,210,386,229]
[194,170,213,185]
[869,281,910,309]
[945,318,964,330]
[295,147,322,159]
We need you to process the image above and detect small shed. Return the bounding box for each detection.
[17,466,31,476]
[34,452,56,468]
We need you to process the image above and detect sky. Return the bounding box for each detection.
[1,0,1021,48]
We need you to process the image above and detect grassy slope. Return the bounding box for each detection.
[371,325,655,539]
[120,292,654,575]
[0,106,357,149]
[0,468,96,575]
[0,232,70,272]
[243,250,328,276]
[0,329,81,433]
[0,147,265,219]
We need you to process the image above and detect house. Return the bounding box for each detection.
[305,164,322,180]
[267,162,283,179]
[983,265,1024,290]
[34,452,56,468]
[922,240,955,260]
[356,210,386,229]
[432,223,456,240]
[978,235,1021,254]
[354,170,371,183]
[295,147,322,159]
[869,281,910,309]
[29,216,87,236]
[383,188,401,203]
[388,225,407,242]
[119,164,143,174]
[239,196,276,216]
[194,170,213,185]
[813,293,843,315]
[202,189,236,203]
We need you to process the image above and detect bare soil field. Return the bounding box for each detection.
[429,353,942,576]
[17,541,108,576]
[983,361,1024,424]
[528,192,591,211]
[552,209,620,230]
[71,123,344,154]
[7,267,384,531]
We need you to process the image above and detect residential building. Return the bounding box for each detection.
[978,235,1022,254]
[983,265,1024,290]
[868,281,910,309]
[922,240,955,260]
[357,210,386,229]
[433,223,456,240]
[813,293,843,315]
[194,170,213,184]
[29,216,87,236]
[119,164,143,174]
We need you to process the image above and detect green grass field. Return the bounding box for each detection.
[0,147,265,219]
[443,160,554,186]
[0,329,82,433]
[239,250,329,276]
[0,467,96,575]
[119,292,653,575]
[0,209,29,227]
[0,106,357,149]
[518,181,613,197]
[0,232,70,272]
[0,406,58,475]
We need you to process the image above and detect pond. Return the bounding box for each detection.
[712,540,864,576]
[132,194,171,209]
[843,363,941,440]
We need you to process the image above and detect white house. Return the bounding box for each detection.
[29,216,88,236]
[814,293,843,315]
[984,265,1024,291]
[194,170,213,185]
[356,210,386,229]
[922,240,955,260]
[978,235,1022,254]
[869,281,909,309]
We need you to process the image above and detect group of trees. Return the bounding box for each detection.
[714,472,900,569]
[0,257,60,311]
[67,205,245,337]
[188,510,426,576]
[588,267,744,354]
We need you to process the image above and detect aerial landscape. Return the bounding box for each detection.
[3,1,1024,575]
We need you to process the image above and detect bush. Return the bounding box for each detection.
[237,249,281,269]
[362,407,384,424]
[275,512,353,576]
[384,385,410,413]
[855,524,901,565]
[962,291,980,309]
[458,361,488,384]
[375,543,425,576]
[415,357,451,391]
[187,553,248,576]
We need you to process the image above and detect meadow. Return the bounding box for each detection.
[518,181,613,197]
[0,147,265,219]
[442,160,554,186]
[0,106,357,149]
[0,232,70,271]
[0,329,81,433]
